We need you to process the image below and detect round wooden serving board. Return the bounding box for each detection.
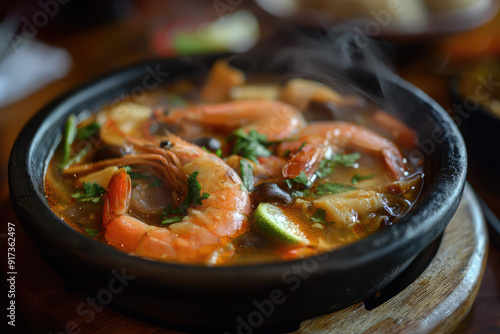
[294,184,488,334]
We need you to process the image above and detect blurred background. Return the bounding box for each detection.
[1,0,499,332]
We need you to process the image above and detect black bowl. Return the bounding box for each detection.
[9,52,466,331]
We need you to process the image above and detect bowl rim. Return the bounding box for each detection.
[9,54,467,279]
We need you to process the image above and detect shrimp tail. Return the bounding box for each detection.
[103,168,131,226]
[282,145,326,179]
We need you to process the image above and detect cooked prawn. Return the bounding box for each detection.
[102,134,252,265]
[277,121,408,180]
[162,100,306,141]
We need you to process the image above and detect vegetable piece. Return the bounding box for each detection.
[240,159,255,191]
[316,183,357,196]
[229,84,280,101]
[60,114,77,170]
[161,171,209,224]
[65,144,91,168]
[254,203,309,246]
[230,128,272,163]
[200,60,245,103]
[77,121,101,140]
[78,166,118,189]
[250,182,292,206]
[313,189,389,228]
[351,173,375,185]
[71,182,106,203]
[280,78,346,110]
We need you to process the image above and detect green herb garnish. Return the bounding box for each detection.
[77,121,100,140]
[161,216,184,224]
[230,128,272,163]
[64,144,91,169]
[85,228,100,238]
[161,171,209,224]
[310,209,334,224]
[351,173,375,185]
[240,159,254,191]
[285,171,311,188]
[315,183,357,196]
[291,189,310,197]
[60,114,77,170]
[311,209,326,223]
[71,182,106,203]
[315,152,361,178]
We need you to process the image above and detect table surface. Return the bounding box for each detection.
[1,2,499,333]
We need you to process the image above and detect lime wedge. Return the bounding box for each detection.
[254,203,309,246]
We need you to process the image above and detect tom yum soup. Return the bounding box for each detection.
[45,60,424,266]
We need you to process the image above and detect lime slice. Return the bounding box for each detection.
[254,203,309,246]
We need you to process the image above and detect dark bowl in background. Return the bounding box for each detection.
[9,52,466,331]
[450,77,500,172]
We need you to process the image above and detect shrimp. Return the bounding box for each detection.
[162,100,306,141]
[102,134,252,265]
[277,121,408,180]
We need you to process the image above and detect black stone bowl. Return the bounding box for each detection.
[9,52,466,332]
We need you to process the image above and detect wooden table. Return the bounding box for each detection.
[1,3,499,332]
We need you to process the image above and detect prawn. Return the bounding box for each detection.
[102,134,252,265]
[277,121,408,180]
[161,100,306,141]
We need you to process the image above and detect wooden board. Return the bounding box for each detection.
[294,184,488,334]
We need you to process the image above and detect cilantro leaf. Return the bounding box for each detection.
[71,182,106,203]
[315,152,361,178]
[291,189,310,197]
[310,209,334,224]
[240,159,254,191]
[215,148,222,158]
[311,209,326,223]
[333,153,361,167]
[162,215,183,224]
[315,183,356,196]
[77,121,101,140]
[293,172,309,185]
[283,149,291,157]
[230,128,272,163]
[161,171,209,223]
[351,173,375,185]
[85,228,100,238]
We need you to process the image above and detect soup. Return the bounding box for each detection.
[45,60,424,266]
